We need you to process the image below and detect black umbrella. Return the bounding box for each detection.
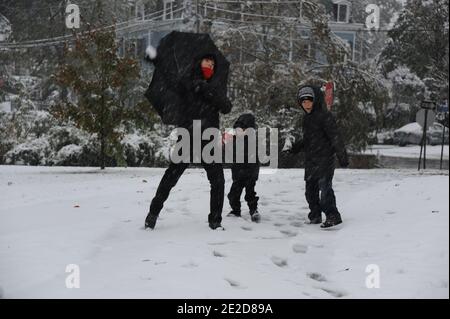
[145,31,230,125]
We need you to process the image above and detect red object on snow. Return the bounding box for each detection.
[324,81,334,110]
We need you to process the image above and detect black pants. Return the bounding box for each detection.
[149,162,225,224]
[228,179,259,213]
[305,171,340,219]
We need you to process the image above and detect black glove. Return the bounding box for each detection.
[193,79,208,94]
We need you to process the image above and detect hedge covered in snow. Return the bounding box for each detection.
[1,110,170,167]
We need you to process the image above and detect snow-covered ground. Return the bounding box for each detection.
[363,144,449,160]
[0,166,448,299]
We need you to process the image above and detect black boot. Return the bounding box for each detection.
[308,211,322,224]
[145,213,158,230]
[321,213,342,228]
[250,210,261,223]
[227,210,241,217]
[208,212,224,230]
[209,222,224,230]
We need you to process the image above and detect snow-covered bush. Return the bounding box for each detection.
[4,137,51,165]
[48,144,83,166]
[121,131,170,167]
[47,125,89,152]
[0,110,58,163]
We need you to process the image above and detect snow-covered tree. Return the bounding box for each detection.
[381,0,449,101]
[384,65,427,127]
[52,2,144,169]
[205,0,387,152]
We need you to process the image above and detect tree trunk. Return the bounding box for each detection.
[100,131,105,170]
[100,94,105,170]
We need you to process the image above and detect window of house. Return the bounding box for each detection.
[163,0,174,20]
[135,0,145,20]
[338,4,348,22]
[332,1,350,23]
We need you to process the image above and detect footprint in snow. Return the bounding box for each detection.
[273,223,284,227]
[213,250,226,257]
[292,244,308,254]
[182,261,199,268]
[224,278,245,289]
[280,229,298,237]
[320,287,346,298]
[208,241,234,246]
[241,226,252,231]
[307,272,327,282]
[290,221,304,228]
[139,276,152,281]
[271,256,288,268]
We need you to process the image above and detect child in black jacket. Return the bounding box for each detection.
[227,113,261,223]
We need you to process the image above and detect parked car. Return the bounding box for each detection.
[393,122,449,146]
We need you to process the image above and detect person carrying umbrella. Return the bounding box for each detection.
[144,32,232,230]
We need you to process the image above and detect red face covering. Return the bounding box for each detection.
[202,66,214,80]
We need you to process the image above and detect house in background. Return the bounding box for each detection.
[117,0,190,70]
[0,12,11,42]
[328,0,366,63]
[116,0,367,66]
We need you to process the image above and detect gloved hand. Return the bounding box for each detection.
[193,79,208,94]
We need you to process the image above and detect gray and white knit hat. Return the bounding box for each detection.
[297,86,315,103]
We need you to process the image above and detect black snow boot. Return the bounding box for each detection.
[321,214,342,229]
[209,222,224,230]
[227,210,241,217]
[250,210,261,223]
[145,213,158,230]
[308,211,322,224]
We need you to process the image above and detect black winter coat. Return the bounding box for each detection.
[229,113,260,182]
[154,54,232,131]
[291,86,348,181]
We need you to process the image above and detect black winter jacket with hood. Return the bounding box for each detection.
[230,113,260,182]
[159,53,232,131]
[291,85,348,180]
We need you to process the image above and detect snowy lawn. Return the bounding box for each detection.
[363,144,449,160]
[0,166,448,299]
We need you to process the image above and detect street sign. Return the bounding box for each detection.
[437,102,449,113]
[416,109,436,129]
[420,100,436,110]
